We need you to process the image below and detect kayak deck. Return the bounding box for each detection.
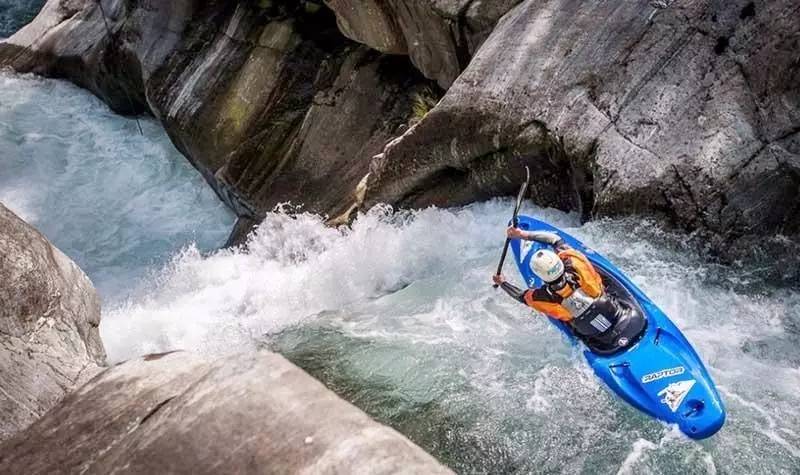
[510,216,725,439]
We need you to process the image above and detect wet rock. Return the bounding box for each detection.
[323,0,522,88]
[0,351,453,475]
[0,203,106,441]
[364,0,800,250]
[2,0,797,255]
[0,0,432,239]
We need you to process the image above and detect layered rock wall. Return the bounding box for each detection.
[363,0,800,254]
[2,0,797,257]
[0,0,432,230]
[323,0,523,88]
[0,203,106,441]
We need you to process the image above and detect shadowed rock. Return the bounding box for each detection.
[0,351,454,475]
[0,0,432,242]
[324,0,523,88]
[363,0,800,259]
[2,0,796,261]
[0,203,106,441]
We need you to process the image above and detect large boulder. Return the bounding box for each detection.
[323,0,522,88]
[0,203,106,441]
[0,351,453,474]
[363,0,800,257]
[0,0,433,237]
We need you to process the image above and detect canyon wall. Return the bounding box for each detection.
[1,0,797,261]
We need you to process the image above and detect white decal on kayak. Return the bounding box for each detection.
[658,379,696,412]
[521,240,534,260]
[589,314,612,332]
[641,366,685,384]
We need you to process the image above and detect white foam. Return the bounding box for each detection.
[101,202,577,362]
[0,72,235,301]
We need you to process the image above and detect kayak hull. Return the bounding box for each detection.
[510,216,725,439]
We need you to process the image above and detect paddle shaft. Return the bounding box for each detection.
[492,212,520,288]
[493,240,512,288]
[493,166,529,288]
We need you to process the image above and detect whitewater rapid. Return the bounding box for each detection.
[0,72,235,299]
[102,201,800,473]
[2,69,799,474]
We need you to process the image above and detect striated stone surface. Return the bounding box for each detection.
[324,0,522,88]
[364,0,800,257]
[0,0,432,238]
[0,351,454,475]
[1,0,797,260]
[0,203,106,441]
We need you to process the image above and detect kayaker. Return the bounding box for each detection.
[492,226,643,352]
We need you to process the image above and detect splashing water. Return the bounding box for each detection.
[0,72,235,300]
[102,201,800,474]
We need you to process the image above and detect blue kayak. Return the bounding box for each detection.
[509,215,725,439]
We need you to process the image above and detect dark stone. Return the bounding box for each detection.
[739,2,755,19]
[363,0,800,259]
[0,0,434,239]
[713,36,729,55]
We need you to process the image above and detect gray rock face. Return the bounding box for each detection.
[0,203,106,442]
[0,351,453,475]
[2,0,797,258]
[0,0,432,239]
[324,0,522,88]
[364,0,800,253]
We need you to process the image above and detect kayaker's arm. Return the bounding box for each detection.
[495,277,529,303]
[515,230,569,251]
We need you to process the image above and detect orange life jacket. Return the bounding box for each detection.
[523,248,604,321]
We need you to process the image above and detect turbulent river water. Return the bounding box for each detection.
[2,51,800,475]
[0,72,235,299]
[0,0,44,38]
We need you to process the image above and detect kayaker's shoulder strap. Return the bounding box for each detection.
[559,249,603,298]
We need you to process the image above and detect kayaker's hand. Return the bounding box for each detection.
[492,274,505,286]
[506,226,525,239]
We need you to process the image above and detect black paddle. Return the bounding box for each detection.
[493,166,531,288]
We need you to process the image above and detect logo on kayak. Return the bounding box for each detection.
[641,366,685,384]
[658,379,696,412]
[521,241,534,260]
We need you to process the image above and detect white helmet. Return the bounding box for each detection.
[531,249,565,282]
